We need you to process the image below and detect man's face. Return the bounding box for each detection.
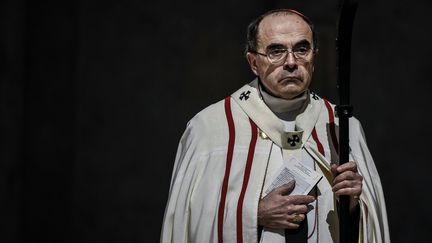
[246,14,315,99]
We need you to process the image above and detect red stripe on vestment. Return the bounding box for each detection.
[323,99,339,155]
[236,118,258,243]
[311,127,325,156]
[218,97,236,243]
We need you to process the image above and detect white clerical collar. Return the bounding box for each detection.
[232,79,322,150]
[258,82,309,121]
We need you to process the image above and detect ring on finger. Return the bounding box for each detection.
[292,214,303,223]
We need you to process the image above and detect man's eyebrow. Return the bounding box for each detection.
[265,43,286,50]
[294,39,312,47]
[265,40,312,50]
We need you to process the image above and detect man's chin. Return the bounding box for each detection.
[278,87,306,100]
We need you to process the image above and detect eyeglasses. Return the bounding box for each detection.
[252,46,313,64]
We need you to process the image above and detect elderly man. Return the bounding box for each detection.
[161,9,389,243]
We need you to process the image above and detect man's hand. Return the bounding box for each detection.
[258,180,315,229]
[331,161,363,212]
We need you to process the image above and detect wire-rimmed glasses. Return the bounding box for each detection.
[252,46,314,65]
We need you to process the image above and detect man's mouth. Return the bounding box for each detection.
[280,76,302,83]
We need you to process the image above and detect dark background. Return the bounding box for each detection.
[1,0,431,242]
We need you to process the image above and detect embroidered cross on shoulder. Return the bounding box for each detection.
[239,90,251,100]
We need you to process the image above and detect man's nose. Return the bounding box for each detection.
[284,51,297,70]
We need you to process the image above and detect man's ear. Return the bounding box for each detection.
[246,52,259,76]
[311,48,318,73]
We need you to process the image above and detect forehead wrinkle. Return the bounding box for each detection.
[257,14,313,50]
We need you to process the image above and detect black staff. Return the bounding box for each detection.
[336,0,359,242]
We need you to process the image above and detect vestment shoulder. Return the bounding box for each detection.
[182,98,236,145]
[187,99,226,129]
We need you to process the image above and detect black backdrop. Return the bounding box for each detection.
[1,0,432,242]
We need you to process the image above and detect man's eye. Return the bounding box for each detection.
[269,49,286,56]
[294,46,310,55]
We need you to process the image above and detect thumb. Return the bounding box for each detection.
[275,180,296,196]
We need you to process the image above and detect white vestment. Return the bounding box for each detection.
[161,79,390,243]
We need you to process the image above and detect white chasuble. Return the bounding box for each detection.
[160,79,390,243]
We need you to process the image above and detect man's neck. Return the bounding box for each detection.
[258,82,309,121]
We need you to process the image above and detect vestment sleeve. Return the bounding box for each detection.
[349,118,390,243]
[160,120,201,243]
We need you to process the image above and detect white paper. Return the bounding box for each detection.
[266,155,322,195]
